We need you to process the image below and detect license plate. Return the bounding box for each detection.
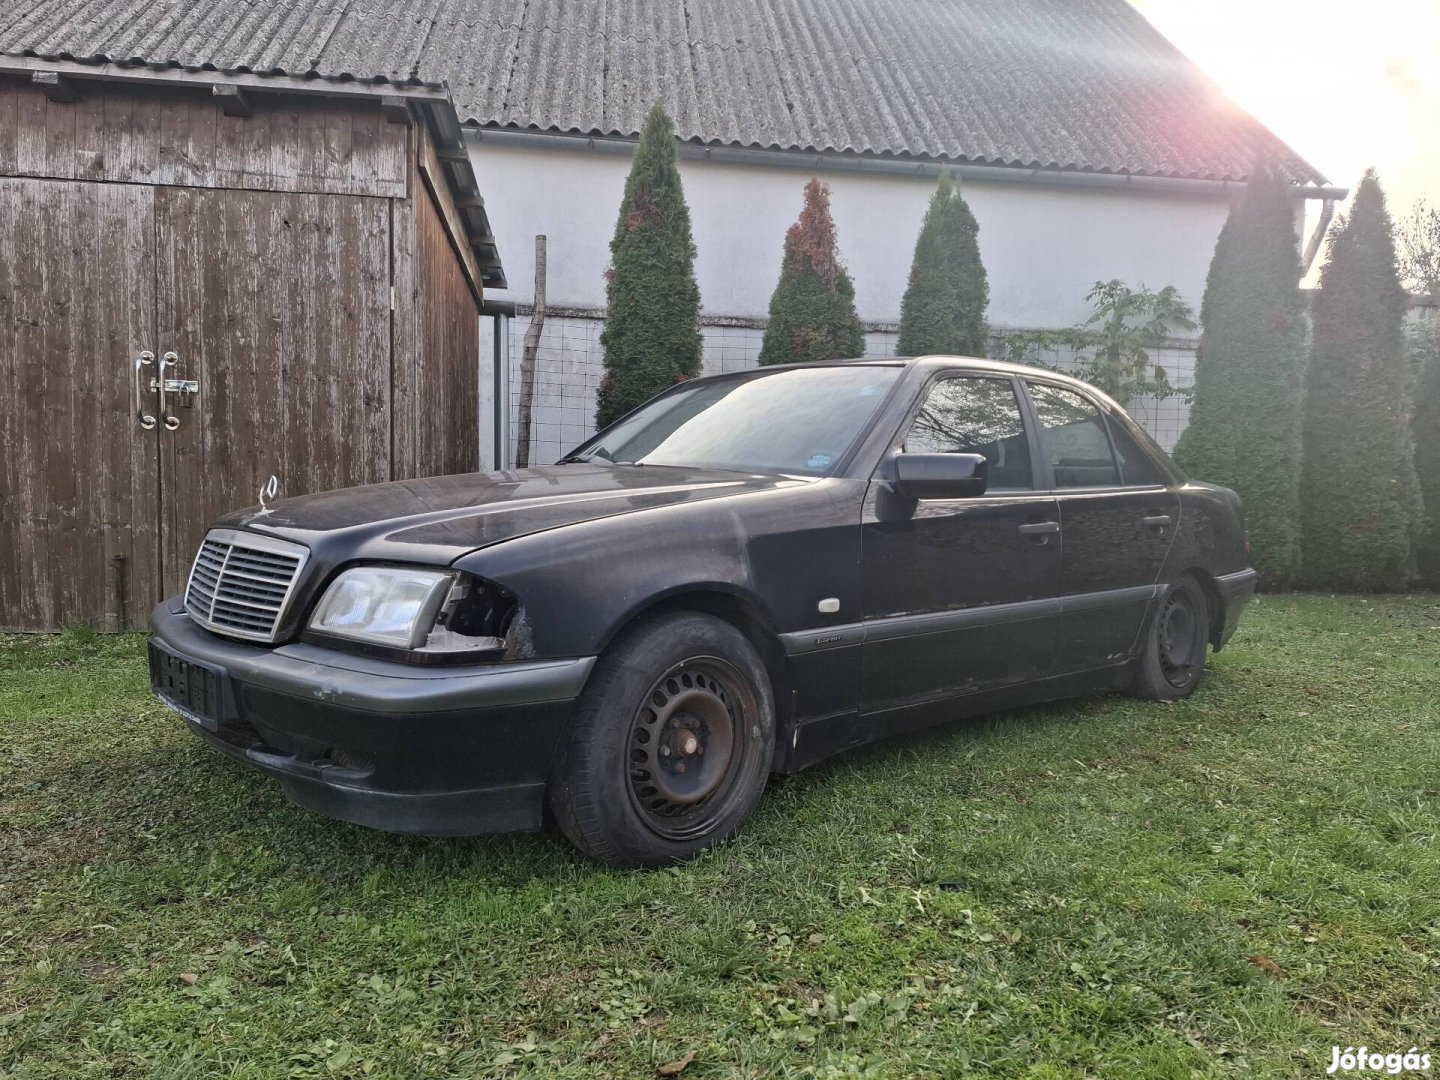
[148,641,228,730]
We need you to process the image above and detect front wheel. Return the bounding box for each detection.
[549,612,774,867]
[1131,575,1210,701]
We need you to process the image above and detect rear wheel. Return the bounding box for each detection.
[1131,575,1210,700]
[549,612,774,867]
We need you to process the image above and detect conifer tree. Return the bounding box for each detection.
[1300,171,1424,589]
[897,171,989,356]
[596,104,702,428]
[758,179,864,365]
[1411,319,1440,580]
[1173,168,1307,586]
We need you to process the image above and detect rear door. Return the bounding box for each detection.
[1022,379,1179,672]
[860,372,1061,714]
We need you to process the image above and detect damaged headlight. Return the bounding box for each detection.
[309,567,511,658]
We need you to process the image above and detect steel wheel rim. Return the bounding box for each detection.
[627,656,754,840]
[1157,588,1200,688]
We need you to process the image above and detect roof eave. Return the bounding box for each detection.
[466,125,1345,200]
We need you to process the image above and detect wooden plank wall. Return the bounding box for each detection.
[0,75,486,627]
[0,77,407,198]
[0,177,159,631]
[154,187,394,592]
[393,126,481,481]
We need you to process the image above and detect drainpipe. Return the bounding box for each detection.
[1302,197,1337,276]
[481,300,516,469]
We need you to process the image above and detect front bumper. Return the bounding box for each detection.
[149,601,595,835]
[1213,568,1259,649]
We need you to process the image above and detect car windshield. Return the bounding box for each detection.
[565,366,901,476]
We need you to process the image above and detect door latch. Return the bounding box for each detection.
[152,377,200,404]
[149,352,198,428]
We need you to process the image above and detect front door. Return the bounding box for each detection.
[154,187,394,593]
[1023,379,1180,672]
[860,373,1061,715]
[0,178,160,630]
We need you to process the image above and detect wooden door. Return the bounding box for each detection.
[154,187,393,592]
[0,177,159,631]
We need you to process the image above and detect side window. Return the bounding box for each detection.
[1026,383,1120,488]
[903,376,1033,490]
[1105,415,1165,486]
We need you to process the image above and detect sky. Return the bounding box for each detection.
[1131,0,1440,243]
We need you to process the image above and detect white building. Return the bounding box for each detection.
[456,0,1340,464]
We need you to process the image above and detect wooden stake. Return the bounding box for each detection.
[515,235,547,468]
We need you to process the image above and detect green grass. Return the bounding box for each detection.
[2,596,1438,1078]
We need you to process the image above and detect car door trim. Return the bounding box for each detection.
[780,584,1163,656]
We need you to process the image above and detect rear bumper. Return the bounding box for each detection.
[149,601,594,835]
[1213,568,1259,649]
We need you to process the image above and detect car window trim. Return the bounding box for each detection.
[879,369,1043,495]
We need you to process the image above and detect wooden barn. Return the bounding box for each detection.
[0,59,503,632]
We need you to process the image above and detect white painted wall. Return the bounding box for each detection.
[467,136,1325,468]
[469,136,1237,329]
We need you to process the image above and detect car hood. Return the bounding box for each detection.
[215,464,798,562]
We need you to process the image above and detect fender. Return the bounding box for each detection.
[451,478,869,660]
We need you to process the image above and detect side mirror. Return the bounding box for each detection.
[893,453,989,500]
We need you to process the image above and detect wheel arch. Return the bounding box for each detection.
[1178,566,1226,649]
[599,587,794,738]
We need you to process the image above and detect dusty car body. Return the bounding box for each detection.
[150,357,1257,865]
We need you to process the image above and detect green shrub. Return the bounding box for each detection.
[1301,171,1424,590]
[897,172,989,356]
[758,178,864,365]
[596,103,702,428]
[1173,168,1307,587]
[1003,280,1194,407]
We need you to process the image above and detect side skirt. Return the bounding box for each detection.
[773,665,1132,774]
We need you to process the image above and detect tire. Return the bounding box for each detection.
[549,612,775,868]
[1131,575,1211,701]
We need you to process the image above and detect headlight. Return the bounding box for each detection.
[309,567,456,649]
[308,567,513,658]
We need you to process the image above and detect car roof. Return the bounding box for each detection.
[703,354,1097,391]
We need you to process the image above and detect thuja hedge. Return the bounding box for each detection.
[1300,171,1423,590]
[1173,169,1307,587]
[596,104,702,428]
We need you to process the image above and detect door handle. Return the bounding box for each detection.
[133,351,157,430]
[1143,514,1173,528]
[1018,521,1061,536]
[156,351,181,431]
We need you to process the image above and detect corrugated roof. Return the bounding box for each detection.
[0,0,1325,183]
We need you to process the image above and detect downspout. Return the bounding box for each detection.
[482,300,516,469]
[1302,197,1337,276]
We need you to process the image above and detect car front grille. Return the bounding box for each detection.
[183,529,309,643]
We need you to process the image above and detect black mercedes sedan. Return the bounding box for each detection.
[149,356,1257,866]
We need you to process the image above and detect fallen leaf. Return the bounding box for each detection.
[657,1050,697,1076]
[1246,955,1285,978]
[178,973,199,986]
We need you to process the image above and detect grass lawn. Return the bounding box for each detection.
[2,595,1438,1078]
